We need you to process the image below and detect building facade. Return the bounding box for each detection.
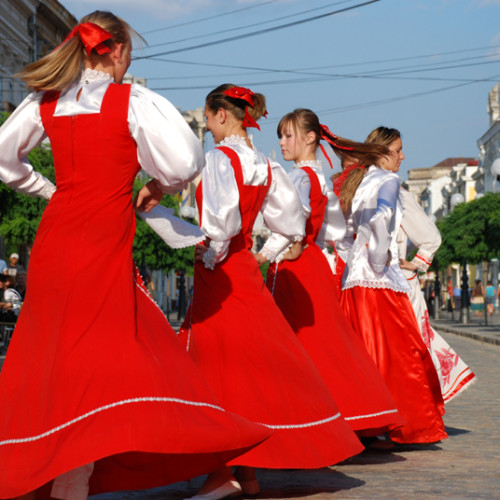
[0,0,76,111]
[478,78,500,194]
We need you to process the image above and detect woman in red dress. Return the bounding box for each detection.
[0,12,270,500]
[178,85,363,499]
[267,108,404,436]
[336,131,447,444]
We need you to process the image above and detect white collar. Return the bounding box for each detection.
[293,159,323,169]
[217,135,253,148]
[80,68,113,85]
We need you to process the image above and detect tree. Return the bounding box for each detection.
[132,178,196,274]
[0,112,196,274]
[435,192,500,268]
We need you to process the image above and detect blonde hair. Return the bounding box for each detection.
[365,126,401,148]
[276,109,389,213]
[16,11,144,92]
[205,83,267,124]
[277,108,388,168]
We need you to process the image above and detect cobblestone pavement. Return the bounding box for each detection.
[93,331,499,500]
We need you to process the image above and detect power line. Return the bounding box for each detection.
[133,0,381,60]
[144,52,499,82]
[141,0,280,35]
[139,43,500,81]
[316,73,500,116]
[147,59,500,91]
[144,1,353,50]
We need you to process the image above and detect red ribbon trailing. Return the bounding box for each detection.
[320,123,354,152]
[242,108,260,130]
[56,22,113,56]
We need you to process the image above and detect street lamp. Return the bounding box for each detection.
[450,193,464,209]
[460,261,470,325]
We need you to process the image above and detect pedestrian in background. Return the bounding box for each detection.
[471,279,485,317]
[485,281,495,316]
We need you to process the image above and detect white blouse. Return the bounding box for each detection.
[397,188,441,279]
[0,69,205,200]
[200,135,305,269]
[288,160,346,247]
[342,165,410,293]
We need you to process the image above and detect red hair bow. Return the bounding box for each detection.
[222,86,255,107]
[319,124,354,169]
[57,22,113,56]
[242,108,260,130]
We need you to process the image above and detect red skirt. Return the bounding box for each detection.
[267,244,405,434]
[341,287,447,444]
[178,247,364,469]
[0,266,270,499]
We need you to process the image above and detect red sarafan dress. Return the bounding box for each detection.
[178,144,363,469]
[267,165,404,434]
[339,166,447,444]
[0,84,270,498]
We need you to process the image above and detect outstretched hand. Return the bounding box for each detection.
[399,258,418,271]
[282,241,304,262]
[134,180,164,213]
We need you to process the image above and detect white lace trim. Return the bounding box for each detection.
[258,411,341,430]
[0,397,226,446]
[202,240,226,270]
[79,68,113,84]
[293,159,323,170]
[217,135,249,147]
[344,408,399,421]
[260,244,280,263]
[40,182,56,200]
[343,280,410,294]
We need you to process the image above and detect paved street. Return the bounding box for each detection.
[92,327,499,500]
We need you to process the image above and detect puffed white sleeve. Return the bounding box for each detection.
[199,149,242,269]
[0,92,56,200]
[129,85,205,194]
[368,174,400,274]
[288,168,312,217]
[260,162,305,263]
[317,188,346,249]
[400,189,441,271]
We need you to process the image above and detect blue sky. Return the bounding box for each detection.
[61,0,500,180]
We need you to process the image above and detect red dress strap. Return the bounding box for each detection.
[40,90,61,131]
[300,166,328,244]
[216,145,272,251]
[99,83,131,124]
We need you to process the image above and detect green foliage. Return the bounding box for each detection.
[0,114,196,273]
[131,178,196,274]
[435,192,500,268]
[0,132,54,254]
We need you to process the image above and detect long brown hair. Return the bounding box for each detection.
[205,83,267,124]
[16,11,144,92]
[277,109,389,213]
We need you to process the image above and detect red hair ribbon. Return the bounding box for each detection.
[332,163,365,198]
[320,123,354,152]
[222,86,255,107]
[243,108,260,130]
[56,22,113,56]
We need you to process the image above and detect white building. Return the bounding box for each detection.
[0,0,76,111]
[478,78,500,193]
[404,157,477,217]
